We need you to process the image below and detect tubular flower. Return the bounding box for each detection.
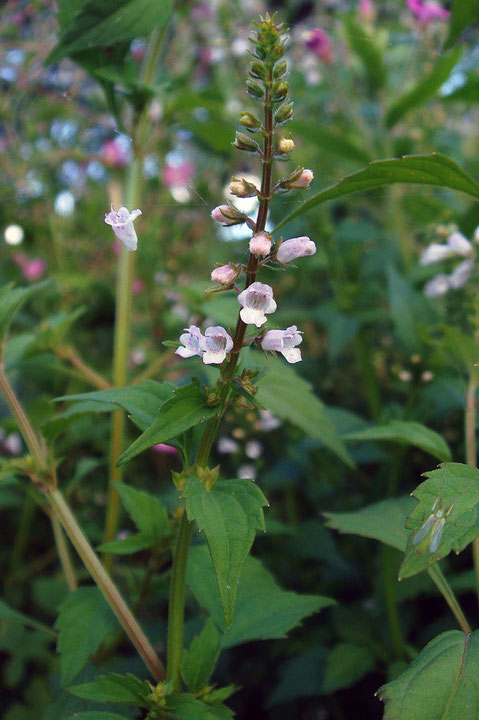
[211,263,238,285]
[277,236,316,264]
[199,326,234,364]
[175,326,203,358]
[261,326,303,364]
[104,204,142,251]
[237,282,277,327]
[249,232,272,257]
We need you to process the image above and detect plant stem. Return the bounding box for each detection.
[382,545,405,658]
[51,513,77,592]
[56,345,111,390]
[428,564,471,633]
[464,375,479,605]
[48,488,165,681]
[8,492,37,577]
[104,27,167,561]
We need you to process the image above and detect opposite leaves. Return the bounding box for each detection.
[183,477,268,627]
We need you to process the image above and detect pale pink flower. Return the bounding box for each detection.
[420,243,453,265]
[101,138,130,168]
[424,274,449,297]
[407,0,449,24]
[448,259,474,289]
[176,326,203,358]
[22,258,46,281]
[151,443,179,456]
[162,160,194,189]
[283,168,314,190]
[199,326,233,364]
[447,231,473,257]
[277,236,316,264]
[104,204,142,251]
[305,28,332,63]
[359,0,376,21]
[238,282,277,327]
[249,232,272,258]
[211,263,237,285]
[211,204,244,225]
[261,326,303,364]
[132,278,145,295]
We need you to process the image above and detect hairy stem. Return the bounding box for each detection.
[51,513,78,592]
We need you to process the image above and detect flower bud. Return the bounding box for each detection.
[240,112,261,131]
[305,28,332,63]
[211,204,246,226]
[249,232,272,257]
[274,102,293,125]
[273,59,288,78]
[246,79,264,99]
[249,61,265,79]
[276,236,317,264]
[276,137,294,154]
[233,132,260,153]
[229,177,258,198]
[280,168,313,191]
[211,263,238,285]
[272,80,288,101]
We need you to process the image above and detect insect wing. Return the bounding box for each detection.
[412,513,435,547]
[429,517,445,553]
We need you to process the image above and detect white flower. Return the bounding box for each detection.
[277,236,316,264]
[448,258,474,289]
[447,231,474,257]
[104,204,142,251]
[217,436,239,454]
[261,325,303,363]
[175,326,203,358]
[420,243,452,266]
[258,409,281,431]
[237,281,277,327]
[199,326,233,364]
[424,274,450,298]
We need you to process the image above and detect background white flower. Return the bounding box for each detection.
[104,204,142,251]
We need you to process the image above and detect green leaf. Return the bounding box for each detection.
[344,420,451,461]
[184,477,268,627]
[56,588,118,685]
[322,643,375,694]
[69,673,150,706]
[71,714,129,720]
[400,463,479,579]
[445,0,479,48]
[377,630,479,718]
[113,481,169,540]
[438,325,479,378]
[186,545,335,648]
[117,381,218,466]
[325,496,415,552]
[0,598,56,636]
[250,353,352,466]
[387,265,435,350]
[0,281,51,342]
[97,533,154,555]
[343,15,384,88]
[273,153,479,232]
[47,0,173,63]
[163,694,234,720]
[443,74,479,103]
[57,380,175,432]
[291,119,369,164]
[385,49,462,128]
[181,619,221,692]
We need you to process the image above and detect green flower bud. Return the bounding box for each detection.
[273,59,288,78]
[274,101,293,125]
[272,80,288,101]
[249,61,265,80]
[233,131,260,153]
[246,79,264,99]
[240,112,261,131]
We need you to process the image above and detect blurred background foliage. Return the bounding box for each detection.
[1,0,479,718]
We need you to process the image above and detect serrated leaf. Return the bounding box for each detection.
[56,588,118,685]
[56,380,175,432]
[324,496,415,552]
[163,694,234,720]
[47,0,173,64]
[344,420,451,461]
[0,281,51,342]
[445,0,479,48]
[377,630,479,719]
[0,598,56,636]
[117,382,218,466]
[112,482,169,541]
[184,478,268,627]
[182,619,221,692]
[400,462,479,579]
[343,15,384,88]
[69,673,150,706]
[273,154,479,232]
[186,546,335,647]
[249,353,352,466]
[385,49,462,128]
